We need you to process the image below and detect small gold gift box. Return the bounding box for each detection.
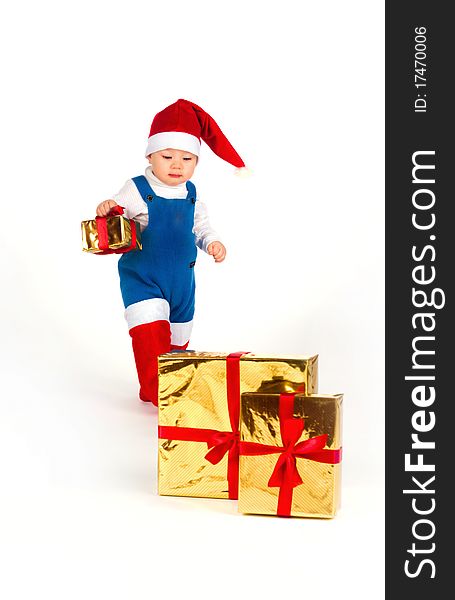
[238,392,343,518]
[157,351,318,500]
[81,213,142,254]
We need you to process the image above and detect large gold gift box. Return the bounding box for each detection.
[158,352,318,499]
[238,392,343,518]
[81,214,142,254]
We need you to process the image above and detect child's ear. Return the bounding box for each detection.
[146,155,153,164]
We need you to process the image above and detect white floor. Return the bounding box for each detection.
[0,338,384,600]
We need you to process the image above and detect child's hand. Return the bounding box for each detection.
[207,241,226,263]
[96,200,118,217]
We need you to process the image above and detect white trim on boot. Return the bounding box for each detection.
[125,299,170,331]
[170,321,193,347]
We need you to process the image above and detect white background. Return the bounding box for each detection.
[0,1,384,599]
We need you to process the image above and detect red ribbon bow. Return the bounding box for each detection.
[158,352,248,499]
[95,206,138,254]
[205,430,240,465]
[239,393,342,517]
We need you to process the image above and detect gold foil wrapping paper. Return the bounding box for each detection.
[238,393,343,518]
[158,352,318,499]
[81,215,142,253]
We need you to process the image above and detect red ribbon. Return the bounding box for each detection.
[158,352,248,499]
[239,393,342,517]
[95,206,138,254]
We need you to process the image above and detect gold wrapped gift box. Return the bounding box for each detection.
[81,214,142,253]
[238,392,343,518]
[158,352,318,499]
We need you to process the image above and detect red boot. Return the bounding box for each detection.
[129,320,171,406]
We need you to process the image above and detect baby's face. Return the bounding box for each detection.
[148,148,197,186]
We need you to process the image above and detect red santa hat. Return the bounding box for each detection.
[145,99,247,173]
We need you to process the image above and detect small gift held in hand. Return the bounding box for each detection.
[81,206,142,254]
[238,390,343,518]
[157,351,319,500]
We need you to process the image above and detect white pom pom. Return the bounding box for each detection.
[235,166,252,178]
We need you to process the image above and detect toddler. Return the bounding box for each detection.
[96,99,246,405]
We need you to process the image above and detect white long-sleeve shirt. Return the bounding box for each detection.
[112,167,220,253]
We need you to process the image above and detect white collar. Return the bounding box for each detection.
[145,166,187,192]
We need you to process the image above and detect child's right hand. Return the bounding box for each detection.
[96,200,118,217]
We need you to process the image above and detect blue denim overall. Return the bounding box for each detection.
[118,176,197,324]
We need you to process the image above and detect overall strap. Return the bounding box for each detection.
[185,180,197,203]
[132,175,155,201]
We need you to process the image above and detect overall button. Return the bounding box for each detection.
[147,194,153,201]
[189,261,196,268]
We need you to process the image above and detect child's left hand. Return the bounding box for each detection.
[207,241,226,263]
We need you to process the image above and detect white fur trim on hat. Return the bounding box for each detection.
[235,166,252,177]
[145,131,201,157]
